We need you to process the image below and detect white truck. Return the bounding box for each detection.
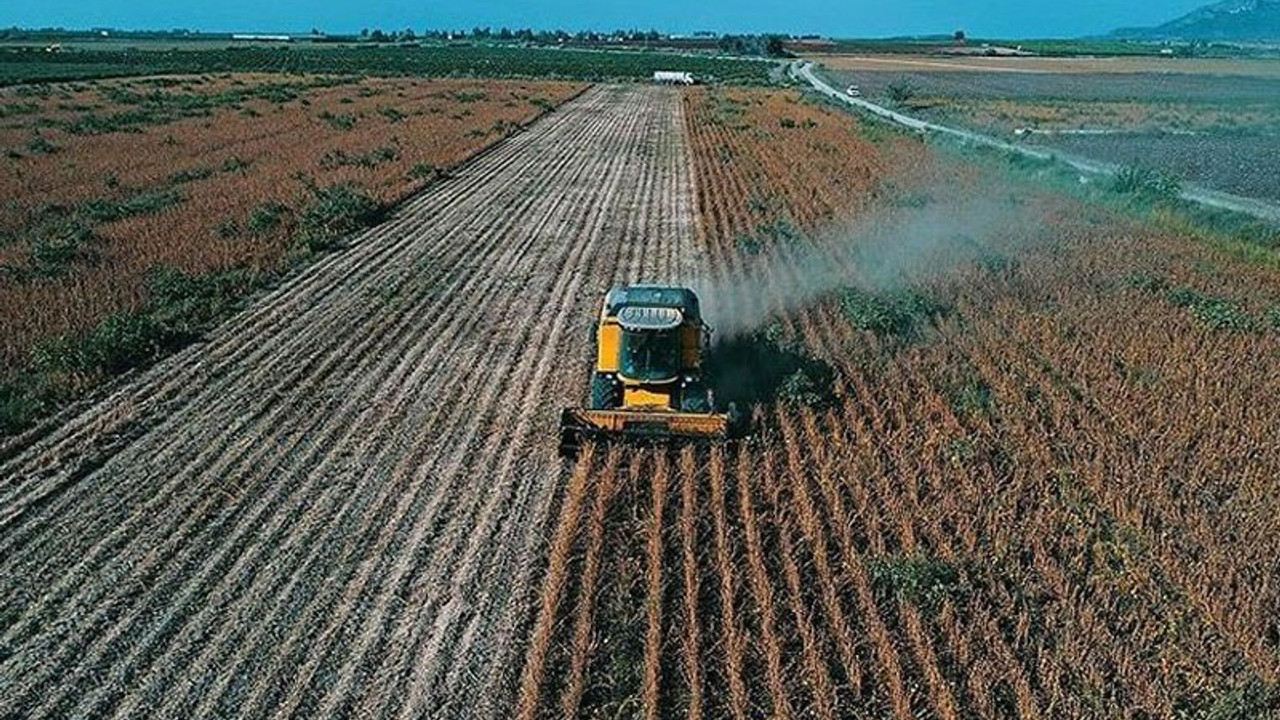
[653,71,695,85]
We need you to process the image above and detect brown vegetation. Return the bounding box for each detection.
[0,74,583,385]
[513,87,1280,718]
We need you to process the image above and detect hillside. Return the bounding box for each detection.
[1113,0,1280,41]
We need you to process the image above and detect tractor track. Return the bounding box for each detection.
[0,85,698,720]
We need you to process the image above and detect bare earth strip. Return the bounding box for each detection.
[0,84,698,720]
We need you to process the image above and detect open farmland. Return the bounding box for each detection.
[2,79,1280,720]
[815,57,1280,202]
[0,74,584,431]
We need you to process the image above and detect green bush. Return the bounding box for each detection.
[407,162,438,181]
[840,287,947,337]
[949,377,994,415]
[26,135,58,154]
[221,155,252,173]
[1166,287,1258,332]
[1112,166,1182,201]
[777,369,825,407]
[317,111,357,130]
[870,553,965,609]
[886,80,919,103]
[1123,271,1169,292]
[298,182,384,251]
[319,145,399,170]
[168,166,215,184]
[1178,678,1276,720]
[28,219,94,278]
[247,202,290,234]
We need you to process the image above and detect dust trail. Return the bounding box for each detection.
[693,189,1047,340]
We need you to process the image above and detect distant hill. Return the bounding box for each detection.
[1112,0,1280,41]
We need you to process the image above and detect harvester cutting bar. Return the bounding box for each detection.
[558,408,732,459]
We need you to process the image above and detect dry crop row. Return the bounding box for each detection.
[514,88,1279,718]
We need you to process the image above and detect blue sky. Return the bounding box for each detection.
[3,0,1211,38]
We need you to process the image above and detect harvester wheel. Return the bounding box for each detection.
[590,372,620,410]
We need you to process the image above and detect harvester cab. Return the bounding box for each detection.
[558,285,738,458]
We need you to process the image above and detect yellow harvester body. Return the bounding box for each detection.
[558,285,734,458]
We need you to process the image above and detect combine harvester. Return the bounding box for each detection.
[559,285,739,458]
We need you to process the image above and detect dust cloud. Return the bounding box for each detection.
[692,189,1047,340]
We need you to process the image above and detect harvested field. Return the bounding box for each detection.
[0,84,699,719]
[1025,130,1280,200]
[817,64,1280,201]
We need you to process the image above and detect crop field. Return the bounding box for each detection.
[816,60,1280,202]
[0,73,584,430]
[513,88,1280,718]
[1,80,1279,720]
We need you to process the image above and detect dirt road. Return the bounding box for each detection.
[0,84,701,720]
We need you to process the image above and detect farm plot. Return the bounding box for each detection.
[817,64,1280,201]
[516,88,1280,718]
[0,74,584,432]
[0,84,701,720]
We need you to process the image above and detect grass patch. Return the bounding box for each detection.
[297,181,385,251]
[869,553,966,610]
[937,138,1280,267]
[1126,273,1262,331]
[82,187,183,223]
[317,111,357,131]
[319,145,399,170]
[247,202,290,234]
[839,287,948,338]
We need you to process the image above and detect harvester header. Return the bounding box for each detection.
[558,285,738,458]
